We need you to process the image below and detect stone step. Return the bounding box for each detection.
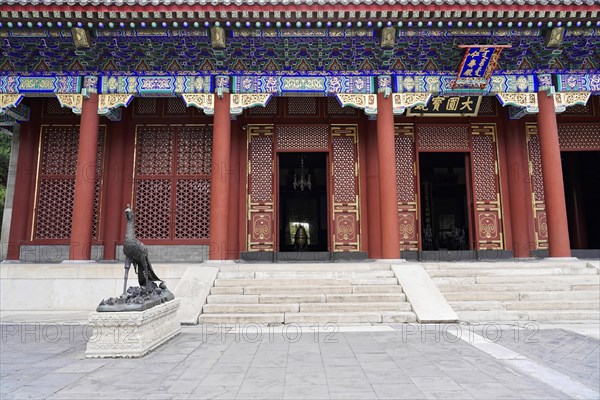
[229,263,388,272]
[243,286,354,295]
[573,284,600,291]
[198,313,284,324]
[284,312,383,324]
[382,312,418,323]
[352,278,398,285]
[427,267,597,277]
[326,293,407,303]
[300,302,411,313]
[352,285,403,294]
[449,301,506,311]
[210,287,244,295]
[206,295,259,304]
[214,278,352,287]
[421,261,589,270]
[457,310,600,322]
[504,300,600,311]
[254,271,396,279]
[203,304,300,314]
[259,294,326,304]
[443,292,521,301]
[474,275,600,284]
[437,283,574,293]
[520,290,600,301]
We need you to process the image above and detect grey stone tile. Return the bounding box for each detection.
[190,385,238,400]
[244,367,286,382]
[209,363,250,375]
[286,362,325,373]
[201,374,246,387]
[322,357,361,368]
[284,371,327,386]
[364,369,413,384]
[329,391,378,400]
[52,360,108,374]
[405,365,449,377]
[327,378,374,393]
[459,382,522,399]
[372,383,427,400]
[324,366,367,379]
[237,380,284,394]
[423,390,476,399]
[411,377,462,392]
[442,369,497,384]
[283,384,330,400]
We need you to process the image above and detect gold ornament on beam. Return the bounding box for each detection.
[72,27,91,49]
[211,26,226,49]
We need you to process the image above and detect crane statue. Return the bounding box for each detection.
[96,205,173,312]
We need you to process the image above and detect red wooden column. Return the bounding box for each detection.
[537,91,570,257]
[101,109,128,260]
[209,78,232,260]
[504,118,534,257]
[70,80,101,260]
[376,87,401,259]
[6,99,41,260]
[366,119,382,258]
[226,121,241,260]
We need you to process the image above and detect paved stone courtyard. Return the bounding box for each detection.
[1,322,598,400]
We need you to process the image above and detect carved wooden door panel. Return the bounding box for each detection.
[331,125,360,251]
[246,125,275,251]
[471,124,504,250]
[395,124,418,250]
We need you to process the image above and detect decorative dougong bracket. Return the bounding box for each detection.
[56,93,132,121]
[335,94,377,117]
[98,94,133,121]
[553,92,591,113]
[0,94,30,124]
[56,94,83,114]
[498,91,592,119]
[230,93,272,116]
[496,93,539,119]
[182,94,215,115]
[392,93,432,115]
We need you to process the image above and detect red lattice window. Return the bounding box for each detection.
[558,124,600,150]
[34,125,105,240]
[247,97,278,115]
[277,125,329,151]
[332,135,357,203]
[287,97,318,115]
[134,125,212,241]
[472,134,497,202]
[165,97,188,116]
[327,97,359,116]
[135,98,158,116]
[43,98,74,117]
[395,134,416,203]
[563,103,592,115]
[417,125,470,151]
[478,97,497,116]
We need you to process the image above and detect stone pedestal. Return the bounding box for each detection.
[85,299,181,358]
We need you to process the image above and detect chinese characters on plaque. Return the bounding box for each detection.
[453,45,510,89]
[407,96,482,117]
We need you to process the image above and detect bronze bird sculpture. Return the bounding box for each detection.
[123,205,163,294]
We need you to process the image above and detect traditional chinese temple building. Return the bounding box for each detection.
[0,0,599,263]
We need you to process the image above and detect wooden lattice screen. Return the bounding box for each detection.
[395,124,418,251]
[526,123,600,249]
[331,125,360,251]
[247,125,275,251]
[133,125,212,241]
[33,125,105,240]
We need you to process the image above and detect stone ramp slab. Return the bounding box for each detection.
[173,266,219,325]
[392,264,458,323]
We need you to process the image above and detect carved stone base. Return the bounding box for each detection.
[85,299,181,358]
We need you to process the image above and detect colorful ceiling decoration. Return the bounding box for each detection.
[0,27,598,76]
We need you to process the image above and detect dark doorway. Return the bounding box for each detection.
[419,152,471,251]
[562,151,600,250]
[278,152,328,252]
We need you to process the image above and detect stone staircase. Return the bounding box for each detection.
[424,261,600,323]
[198,263,417,324]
